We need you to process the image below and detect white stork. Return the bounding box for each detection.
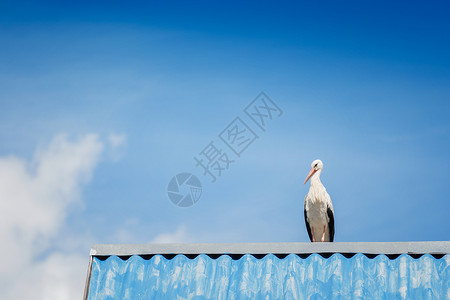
[303,159,335,242]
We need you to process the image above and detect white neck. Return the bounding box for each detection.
[310,169,323,187]
[308,169,327,200]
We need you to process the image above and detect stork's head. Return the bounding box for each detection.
[303,159,323,184]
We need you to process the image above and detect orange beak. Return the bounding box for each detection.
[303,168,317,185]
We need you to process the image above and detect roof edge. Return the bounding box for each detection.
[90,241,450,256]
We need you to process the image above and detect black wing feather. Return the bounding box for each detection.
[304,208,313,242]
[327,206,335,242]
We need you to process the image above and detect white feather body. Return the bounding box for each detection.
[304,171,334,242]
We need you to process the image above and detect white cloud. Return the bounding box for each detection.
[110,217,141,243]
[151,225,190,243]
[3,253,88,300]
[107,132,127,162]
[0,134,104,300]
[108,132,126,148]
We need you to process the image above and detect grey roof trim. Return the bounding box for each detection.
[90,241,450,256]
[83,255,93,300]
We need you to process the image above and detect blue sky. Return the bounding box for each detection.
[0,1,449,298]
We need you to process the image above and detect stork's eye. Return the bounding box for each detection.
[314,163,318,168]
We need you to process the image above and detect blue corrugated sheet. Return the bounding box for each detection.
[88,253,449,299]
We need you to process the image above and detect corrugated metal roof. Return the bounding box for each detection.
[85,242,450,299]
[89,241,450,256]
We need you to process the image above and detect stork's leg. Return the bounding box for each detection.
[311,227,316,242]
[321,225,326,242]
